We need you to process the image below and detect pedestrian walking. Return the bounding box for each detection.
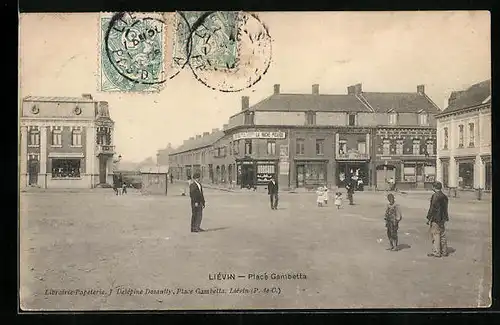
[334,192,343,209]
[426,181,449,258]
[170,173,174,184]
[189,172,206,233]
[267,177,279,210]
[122,182,127,195]
[384,193,402,251]
[345,178,355,205]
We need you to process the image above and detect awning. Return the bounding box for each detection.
[48,152,84,158]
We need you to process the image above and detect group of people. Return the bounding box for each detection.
[112,173,128,196]
[188,172,450,258]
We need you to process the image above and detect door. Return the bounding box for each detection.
[296,164,305,188]
[416,164,424,188]
[485,162,492,190]
[99,156,107,184]
[28,158,39,185]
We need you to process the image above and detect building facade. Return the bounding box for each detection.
[169,83,440,190]
[436,79,491,191]
[20,94,116,189]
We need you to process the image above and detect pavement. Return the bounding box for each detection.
[19,183,492,310]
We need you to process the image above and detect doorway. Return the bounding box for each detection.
[241,163,255,188]
[28,158,39,186]
[375,165,395,190]
[99,156,107,184]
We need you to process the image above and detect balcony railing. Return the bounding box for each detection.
[97,144,115,155]
[336,151,370,160]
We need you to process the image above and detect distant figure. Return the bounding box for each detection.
[189,172,206,233]
[388,177,396,191]
[316,187,325,207]
[122,182,127,195]
[112,174,119,195]
[384,193,402,251]
[322,185,329,205]
[267,177,279,210]
[345,178,355,205]
[426,181,449,258]
[334,192,343,209]
[118,173,124,195]
[170,173,174,184]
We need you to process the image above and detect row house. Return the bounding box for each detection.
[20,94,116,189]
[169,83,440,190]
[435,79,491,191]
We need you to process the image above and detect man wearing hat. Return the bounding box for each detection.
[426,181,449,257]
[189,172,206,232]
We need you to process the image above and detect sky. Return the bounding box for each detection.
[19,11,491,163]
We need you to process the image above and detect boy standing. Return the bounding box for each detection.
[385,193,402,251]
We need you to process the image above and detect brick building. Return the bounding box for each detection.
[20,94,116,189]
[169,83,440,190]
[435,79,491,191]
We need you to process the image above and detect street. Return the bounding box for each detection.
[19,183,492,310]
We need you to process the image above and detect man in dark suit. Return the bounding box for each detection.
[267,177,279,210]
[426,181,449,257]
[345,177,355,205]
[189,172,206,232]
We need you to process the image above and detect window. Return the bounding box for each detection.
[28,127,40,146]
[468,123,475,147]
[419,113,429,125]
[51,127,62,146]
[395,140,404,155]
[403,165,416,182]
[388,113,398,125]
[424,166,436,182]
[244,111,255,125]
[71,127,82,146]
[306,111,316,125]
[267,140,276,155]
[382,139,390,155]
[316,139,324,155]
[443,127,448,149]
[51,159,81,178]
[348,114,356,126]
[229,141,233,155]
[338,140,347,155]
[412,139,420,155]
[96,127,111,145]
[357,141,366,154]
[426,140,434,156]
[233,140,239,155]
[296,139,305,155]
[244,139,252,155]
[458,124,464,148]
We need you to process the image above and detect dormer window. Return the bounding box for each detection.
[244,111,254,125]
[306,111,316,125]
[418,111,429,125]
[348,113,357,126]
[388,111,398,125]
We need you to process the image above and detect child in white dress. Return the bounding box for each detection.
[334,192,343,209]
[316,187,325,207]
[322,186,329,205]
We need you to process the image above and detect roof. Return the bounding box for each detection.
[169,130,225,155]
[249,94,372,113]
[140,165,169,174]
[441,79,491,114]
[360,92,440,113]
[23,96,95,103]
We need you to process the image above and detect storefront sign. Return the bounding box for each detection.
[233,131,286,140]
[279,162,289,175]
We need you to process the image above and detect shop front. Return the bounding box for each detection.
[236,157,278,188]
[457,159,474,189]
[399,159,436,190]
[295,159,328,189]
[336,161,370,189]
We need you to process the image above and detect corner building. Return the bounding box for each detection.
[20,94,116,189]
[169,83,440,190]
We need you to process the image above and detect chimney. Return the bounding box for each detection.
[273,84,280,95]
[417,85,425,95]
[312,84,319,95]
[203,132,210,136]
[347,85,355,95]
[354,83,362,95]
[82,93,93,100]
[196,135,201,139]
[241,96,249,111]
[211,128,219,133]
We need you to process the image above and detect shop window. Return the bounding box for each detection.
[424,165,436,182]
[426,140,434,156]
[348,114,356,126]
[71,127,82,146]
[468,123,475,147]
[388,113,398,125]
[458,124,464,148]
[382,139,390,155]
[395,140,404,155]
[403,165,416,182]
[306,111,316,125]
[245,140,252,155]
[316,139,324,155]
[357,141,366,154]
[51,159,81,178]
[28,127,40,146]
[338,140,347,155]
[296,139,305,155]
[443,127,448,149]
[296,162,326,187]
[51,127,62,146]
[412,139,420,155]
[267,140,276,155]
